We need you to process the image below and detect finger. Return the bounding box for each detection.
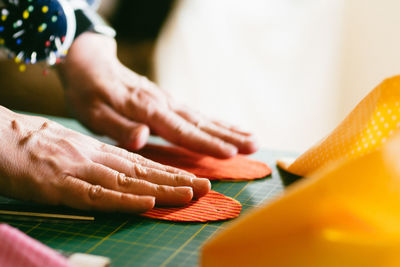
[97,143,196,177]
[175,109,259,154]
[198,123,259,154]
[58,175,155,213]
[79,163,194,206]
[173,105,252,136]
[120,77,236,157]
[149,109,238,158]
[92,152,211,198]
[212,119,253,137]
[89,102,150,150]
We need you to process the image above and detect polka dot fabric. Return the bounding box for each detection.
[287,76,400,176]
[140,190,242,222]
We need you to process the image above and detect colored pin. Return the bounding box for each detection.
[42,6,49,13]
[22,10,29,19]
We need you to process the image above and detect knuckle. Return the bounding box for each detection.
[214,137,228,149]
[156,184,169,194]
[137,178,157,192]
[58,173,70,184]
[117,148,135,161]
[44,156,59,171]
[126,93,138,108]
[174,174,191,185]
[88,185,104,201]
[133,164,147,178]
[129,153,141,164]
[139,100,158,122]
[99,143,109,152]
[117,173,131,187]
[174,124,185,136]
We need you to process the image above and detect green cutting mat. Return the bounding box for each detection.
[0,113,298,267]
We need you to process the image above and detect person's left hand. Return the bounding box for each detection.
[58,33,258,158]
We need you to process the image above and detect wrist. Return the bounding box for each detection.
[56,32,118,91]
[72,32,117,54]
[0,106,17,122]
[59,32,117,70]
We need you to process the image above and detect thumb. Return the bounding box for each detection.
[88,103,150,150]
[121,123,150,151]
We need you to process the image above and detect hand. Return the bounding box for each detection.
[57,33,259,158]
[0,107,210,213]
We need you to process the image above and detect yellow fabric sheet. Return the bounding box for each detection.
[202,76,400,267]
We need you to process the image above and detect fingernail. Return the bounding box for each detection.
[127,126,150,151]
[137,196,155,212]
[219,144,238,159]
[192,178,211,199]
[175,187,193,202]
[240,136,260,154]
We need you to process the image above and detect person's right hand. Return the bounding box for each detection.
[0,107,210,213]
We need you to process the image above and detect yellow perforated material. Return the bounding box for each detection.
[288,76,400,176]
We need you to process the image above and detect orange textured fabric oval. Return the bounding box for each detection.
[138,144,271,180]
[140,190,242,222]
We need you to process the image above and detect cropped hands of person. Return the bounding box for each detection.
[57,33,259,159]
[0,33,259,213]
[0,106,210,212]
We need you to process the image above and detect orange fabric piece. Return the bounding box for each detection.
[138,144,271,180]
[141,190,241,222]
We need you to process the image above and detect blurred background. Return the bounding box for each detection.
[1,0,400,152]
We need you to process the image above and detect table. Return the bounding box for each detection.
[0,113,298,266]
